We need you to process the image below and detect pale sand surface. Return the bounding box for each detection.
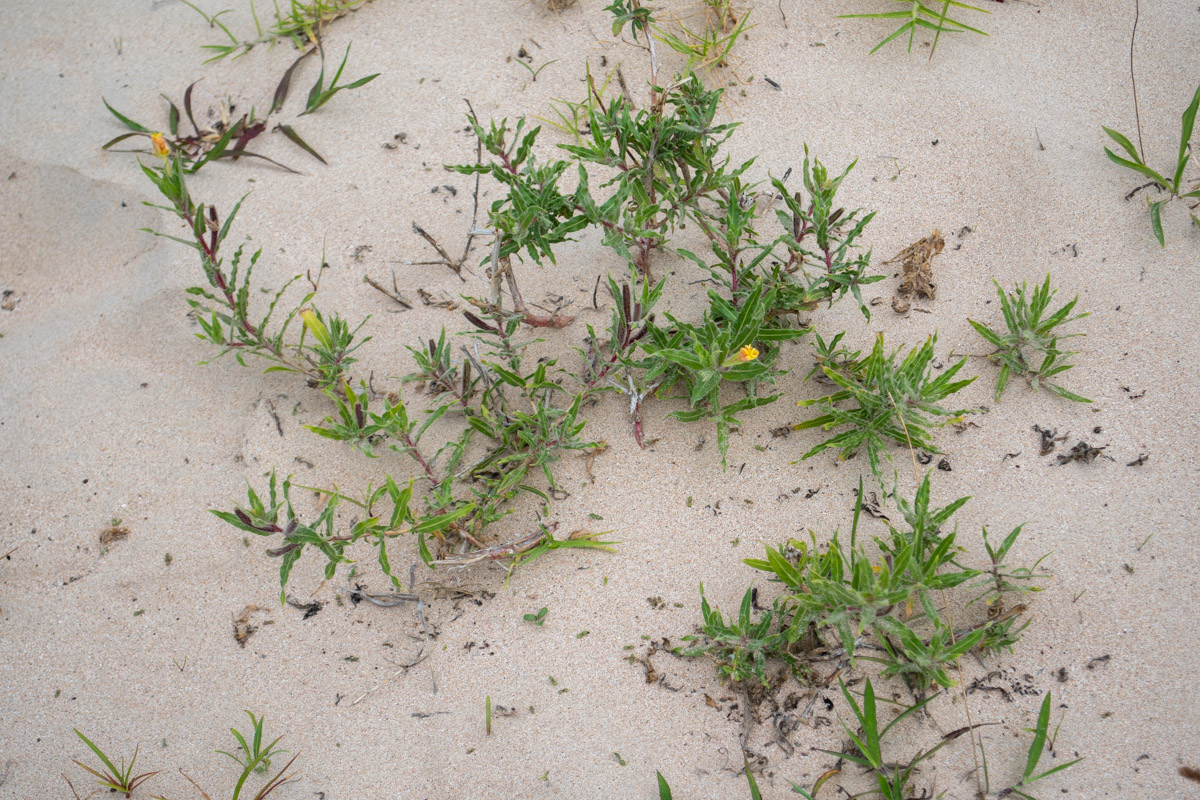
[2,1,1199,798]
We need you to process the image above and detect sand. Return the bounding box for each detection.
[1,1,1199,798]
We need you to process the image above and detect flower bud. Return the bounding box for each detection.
[150,132,170,159]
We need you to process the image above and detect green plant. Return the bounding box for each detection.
[139,154,364,388]
[765,149,881,320]
[523,607,549,625]
[817,678,957,799]
[102,44,351,172]
[182,0,373,61]
[795,333,975,478]
[714,473,1047,694]
[676,584,796,685]
[216,712,286,774]
[641,280,805,466]
[986,692,1083,799]
[1104,82,1200,245]
[841,0,989,56]
[158,754,299,800]
[967,524,1049,624]
[968,274,1090,403]
[301,43,379,115]
[654,6,752,75]
[71,729,159,798]
[657,759,762,799]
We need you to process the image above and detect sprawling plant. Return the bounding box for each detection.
[795,333,974,477]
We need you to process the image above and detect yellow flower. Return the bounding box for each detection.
[721,345,760,369]
[150,132,170,159]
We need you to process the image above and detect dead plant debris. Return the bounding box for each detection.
[1054,441,1110,465]
[886,229,943,313]
[99,523,130,546]
[1033,424,1068,456]
[233,604,265,647]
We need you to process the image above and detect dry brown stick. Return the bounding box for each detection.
[338,585,420,607]
[363,273,413,308]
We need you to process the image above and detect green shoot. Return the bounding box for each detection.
[216,711,286,774]
[840,0,989,56]
[989,692,1083,799]
[1104,81,1200,245]
[182,0,374,62]
[302,43,380,115]
[71,729,159,798]
[523,607,549,626]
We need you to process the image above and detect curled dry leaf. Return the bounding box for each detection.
[887,229,944,312]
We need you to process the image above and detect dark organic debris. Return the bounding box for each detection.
[286,595,324,619]
[1054,441,1109,465]
[1033,424,1067,456]
[1126,453,1149,467]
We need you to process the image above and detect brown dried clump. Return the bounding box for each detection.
[887,230,944,313]
[99,523,130,546]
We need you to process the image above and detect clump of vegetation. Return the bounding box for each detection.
[69,730,158,798]
[182,0,374,61]
[103,43,375,170]
[1103,82,1200,245]
[682,473,1047,688]
[653,0,753,78]
[216,712,286,775]
[840,0,989,56]
[677,583,797,686]
[795,333,974,478]
[968,274,1090,403]
[679,475,1072,797]
[67,715,298,800]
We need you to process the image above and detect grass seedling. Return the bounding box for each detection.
[968,274,1090,403]
[795,333,974,478]
[818,678,962,799]
[1104,81,1200,245]
[840,0,989,56]
[985,692,1082,799]
[654,7,752,75]
[157,753,300,800]
[71,729,159,798]
[216,712,286,774]
[301,43,379,115]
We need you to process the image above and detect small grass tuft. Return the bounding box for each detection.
[968,274,1090,403]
